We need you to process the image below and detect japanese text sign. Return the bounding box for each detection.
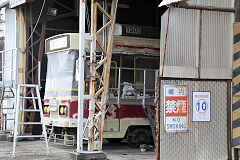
[193,92,211,121]
[164,85,188,133]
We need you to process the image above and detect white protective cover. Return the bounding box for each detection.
[44,50,78,98]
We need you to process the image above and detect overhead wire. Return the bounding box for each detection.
[25,0,46,46]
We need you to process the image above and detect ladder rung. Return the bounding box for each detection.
[1,129,14,132]
[20,97,38,99]
[18,122,42,125]
[3,96,14,98]
[1,108,14,109]
[1,118,15,121]
[3,65,12,68]
[19,109,40,112]
[17,135,44,138]
[19,84,38,88]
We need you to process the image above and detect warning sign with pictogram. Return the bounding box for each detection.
[164,85,188,133]
[193,92,211,122]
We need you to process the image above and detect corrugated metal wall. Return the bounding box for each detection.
[160,79,230,160]
[160,8,199,78]
[201,11,233,79]
[160,0,234,79]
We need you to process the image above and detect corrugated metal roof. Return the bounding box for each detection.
[158,0,186,7]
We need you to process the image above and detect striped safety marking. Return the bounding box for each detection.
[233,23,240,148]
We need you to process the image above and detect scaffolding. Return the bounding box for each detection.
[86,0,118,151]
[0,48,18,133]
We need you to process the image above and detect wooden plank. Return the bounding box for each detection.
[95,71,104,86]
[96,38,107,56]
[96,20,112,36]
[95,57,107,70]
[98,0,118,151]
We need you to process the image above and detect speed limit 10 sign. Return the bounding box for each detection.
[193,92,211,122]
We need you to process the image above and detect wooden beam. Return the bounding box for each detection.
[54,0,74,12]
[18,7,25,135]
[96,38,107,55]
[96,20,112,36]
[48,12,75,21]
[46,27,78,33]
[178,4,235,13]
[96,2,112,20]
[235,0,240,22]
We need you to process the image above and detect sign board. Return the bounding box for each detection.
[193,92,211,121]
[49,99,57,111]
[10,0,27,8]
[164,85,188,133]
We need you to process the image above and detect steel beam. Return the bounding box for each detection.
[88,0,118,151]
[77,0,86,153]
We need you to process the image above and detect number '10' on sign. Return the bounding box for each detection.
[196,99,208,113]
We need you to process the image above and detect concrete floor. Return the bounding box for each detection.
[0,140,155,160]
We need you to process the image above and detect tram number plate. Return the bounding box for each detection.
[126,25,142,35]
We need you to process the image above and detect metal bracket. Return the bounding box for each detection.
[85,35,93,41]
[87,75,98,79]
[19,48,26,53]
[88,62,98,66]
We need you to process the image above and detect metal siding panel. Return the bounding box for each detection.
[5,9,17,82]
[5,8,16,50]
[4,8,17,131]
[200,11,233,79]
[160,7,233,79]
[160,8,199,78]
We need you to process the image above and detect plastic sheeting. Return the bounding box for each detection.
[44,50,79,98]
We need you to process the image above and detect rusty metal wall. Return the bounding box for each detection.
[160,79,230,160]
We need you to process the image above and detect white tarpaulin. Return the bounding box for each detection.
[158,0,186,7]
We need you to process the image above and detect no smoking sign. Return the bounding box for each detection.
[193,92,211,121]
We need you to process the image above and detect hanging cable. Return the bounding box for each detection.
[25,0,46,46]
[86,2,91,33]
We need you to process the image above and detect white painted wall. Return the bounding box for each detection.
[4,7,17,132]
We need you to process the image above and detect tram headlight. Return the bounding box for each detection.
[47,106,50,113]
[59,105,68,116]
[43,105,50,114]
